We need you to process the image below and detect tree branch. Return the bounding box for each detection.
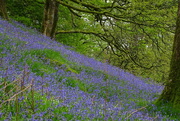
[57,0,106,15]
[57,0,160,27]
[56,30,104,37]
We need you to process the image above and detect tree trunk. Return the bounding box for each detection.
[0,0,9,20]
[157,0,180,109]
[42,0,59,39]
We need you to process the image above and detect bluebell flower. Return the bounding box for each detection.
[0,17,174,120]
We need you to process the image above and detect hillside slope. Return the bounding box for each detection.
[0,18,178,120]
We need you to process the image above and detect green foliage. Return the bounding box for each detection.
[6,0,44,30]
[56,3,103,56]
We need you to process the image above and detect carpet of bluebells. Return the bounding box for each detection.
[0,18,179,120]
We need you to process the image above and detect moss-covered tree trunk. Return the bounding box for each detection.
[0,0,9,20]
[157,0,180,109]
[42,0,59,39]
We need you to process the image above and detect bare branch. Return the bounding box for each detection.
[125,105,148,120]
[56,30,104,36]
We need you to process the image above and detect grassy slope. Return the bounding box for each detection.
[0,18,179,120]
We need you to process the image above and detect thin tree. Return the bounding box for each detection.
[42,0,59,39]
[0,0,9,20]
[157,0,180,109]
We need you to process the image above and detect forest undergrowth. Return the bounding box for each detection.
[0,18,180,120]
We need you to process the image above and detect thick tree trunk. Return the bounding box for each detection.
[42,0,59,39]
[157,0,180,109]
[0,0,9,20]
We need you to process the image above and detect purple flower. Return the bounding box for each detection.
[0,17,174,120]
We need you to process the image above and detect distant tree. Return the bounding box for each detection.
[157,0,180,109]
[42,0,59,38]
[0,0,9,20]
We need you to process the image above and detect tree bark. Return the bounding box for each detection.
[0,0,9,20]
[157,0,180,109]
[42,0,59,39]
